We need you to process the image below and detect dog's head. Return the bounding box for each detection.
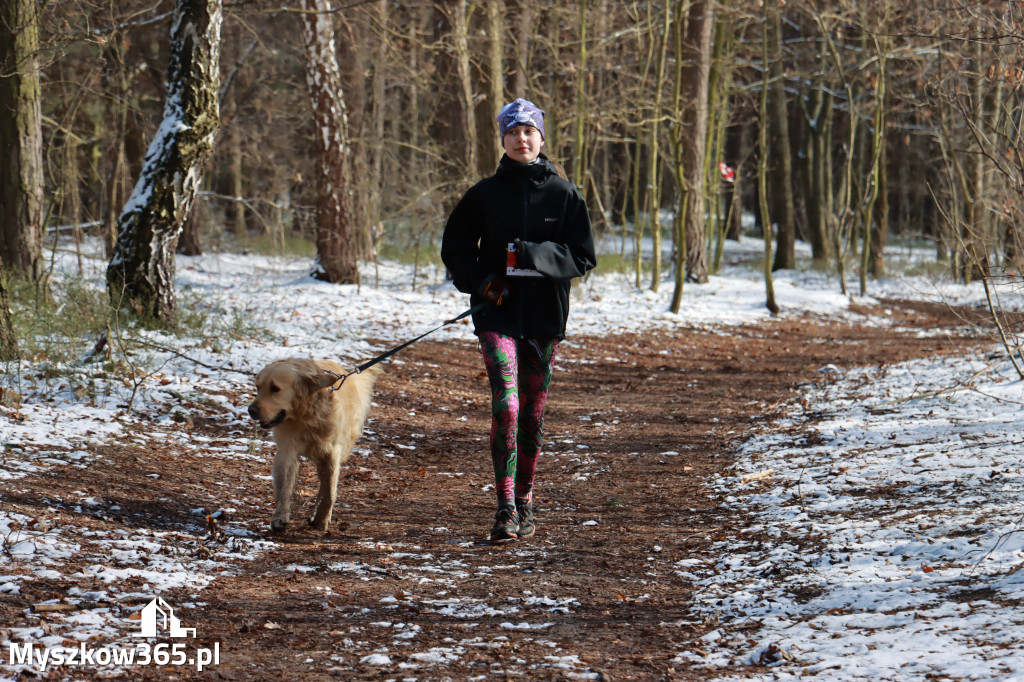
[247,359,339,429]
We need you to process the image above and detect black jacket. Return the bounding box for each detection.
[441,154,596,340]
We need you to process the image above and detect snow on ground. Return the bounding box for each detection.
[684,351,1024,681]
[2,236,1023,679]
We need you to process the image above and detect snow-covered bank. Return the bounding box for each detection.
[687,352,1024,680]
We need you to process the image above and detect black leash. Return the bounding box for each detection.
[321,302,488,390]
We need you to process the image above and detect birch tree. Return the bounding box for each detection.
[106,0,222,324]
[0,0,44,283]
[303,0,359,284]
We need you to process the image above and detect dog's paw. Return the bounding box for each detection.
[309,517,329,532]
[270,518,289,532]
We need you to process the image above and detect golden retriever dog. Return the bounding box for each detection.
[247,358,381,532]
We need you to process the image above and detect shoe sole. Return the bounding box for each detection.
[490,533,518,544]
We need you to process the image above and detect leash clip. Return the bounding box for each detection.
[320,368,355,392]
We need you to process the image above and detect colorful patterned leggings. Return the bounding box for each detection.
[479,332,560,504]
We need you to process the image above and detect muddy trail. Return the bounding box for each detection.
[1,300,986,681]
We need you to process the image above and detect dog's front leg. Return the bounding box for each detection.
[271,447,300,531]
[309,455,340,531]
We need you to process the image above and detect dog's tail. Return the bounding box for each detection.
[350,364,382,432]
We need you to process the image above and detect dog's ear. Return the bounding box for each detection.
[309,370,341,392]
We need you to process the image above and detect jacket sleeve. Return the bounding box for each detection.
[441,189,485,295]
[517,189,596,279]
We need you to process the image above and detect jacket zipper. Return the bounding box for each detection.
[518,174,529,338]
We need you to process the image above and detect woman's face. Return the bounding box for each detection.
[502,125,544,164]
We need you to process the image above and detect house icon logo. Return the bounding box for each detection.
[133,597,197,638]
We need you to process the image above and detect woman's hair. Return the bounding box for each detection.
[542,154,569,181]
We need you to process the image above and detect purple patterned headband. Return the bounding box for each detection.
[497,98,545,140]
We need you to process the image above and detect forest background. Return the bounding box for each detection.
[2,4,1024,676]
[0,0,1022,346]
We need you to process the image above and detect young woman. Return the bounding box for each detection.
[441,98,596,543]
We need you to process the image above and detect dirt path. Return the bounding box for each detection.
[1,301,986,680]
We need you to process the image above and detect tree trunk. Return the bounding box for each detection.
[483,0,505,172]
[647,0,670,292]
[724,122,746,241]
[106,0,222,325]
[591,0,611,231]
[0,0,44,283]
[758,0,779,314]
[681,0,713,285]
[543,11,561,156]
[631,140,646,289]
[869,137,888,277]
[766,0,796,272]
[341,15,373,260]
[572,0,588,190]
[510,0,533,97]
[303,0,360,285]
[965,27,990,282]
[431,2,471,214]
[366,0,388,257]
[230,130,246,234]
[815,10,856,297]
[0,265,16,360]
[802,77,832,267]
[101,38,131,259]
[706,7,735,275]
[449,0,479,176]
[178,195,203,256]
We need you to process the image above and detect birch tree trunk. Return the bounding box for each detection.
[0,0,44,283]
[303,0,360,284]
[106,0,222,324]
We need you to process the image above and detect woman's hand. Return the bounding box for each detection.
[480,275,512,306]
